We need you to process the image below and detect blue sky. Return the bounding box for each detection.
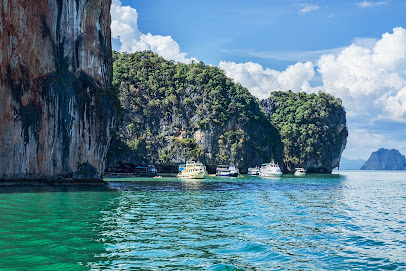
[125,0,406,68]
[112,0,406,160]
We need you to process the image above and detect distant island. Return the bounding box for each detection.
[339,157,366,170]
[361,148,406,170]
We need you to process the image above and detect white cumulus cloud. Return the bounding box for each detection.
[218,27,406,158]
[357,1,390,8]
[298,4,320,14]
[318,27,406,122]
[111,0,196,63]
[218,61,315,99]
[220,27,406,122]
[385,86,406,120]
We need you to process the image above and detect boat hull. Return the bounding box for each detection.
[134,172,157,177]
[259,172,282,177]
[216,173,239,177]
[177,171,207,179]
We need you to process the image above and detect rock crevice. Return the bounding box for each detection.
[0,0,115,181]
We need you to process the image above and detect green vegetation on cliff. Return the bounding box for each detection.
[262,91,348,173]
[113,51,259,127]
[108,51,282,170]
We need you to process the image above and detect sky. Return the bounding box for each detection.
[111,0,406,160]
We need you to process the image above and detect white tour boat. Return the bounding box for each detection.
[259,161,282,177]
[216,165,239,177]
[133,165,157,177]
[294,168,306,176]
[177,161,207,179]
[247,166,260,175]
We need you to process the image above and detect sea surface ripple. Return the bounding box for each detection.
[0,171,405,270]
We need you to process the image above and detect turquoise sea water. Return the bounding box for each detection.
[0,171,405,270]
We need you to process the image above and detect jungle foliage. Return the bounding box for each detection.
[109,51,282,168]
[267,90,348,171]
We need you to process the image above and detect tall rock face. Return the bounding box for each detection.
[361,148,406,170]
[0,0,116,181]
[262,91,348,173]
[107,51,283,173]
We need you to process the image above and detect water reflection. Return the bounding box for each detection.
[0,187,117,270]
[90,174,352,270]
[179,179,206,191]
[338,171,406,265]
[0,172,405,270]
[91,182,238,270]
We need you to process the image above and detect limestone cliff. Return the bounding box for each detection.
[361,148,406,170]
[0,0,116,181]
[262,91,348,173]
[106,51,283,173]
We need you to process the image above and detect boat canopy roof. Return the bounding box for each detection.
[217,165,235,170]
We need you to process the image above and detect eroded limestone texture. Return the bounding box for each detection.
[0,0,116,181]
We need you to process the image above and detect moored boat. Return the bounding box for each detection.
[177,161,207,179]
[294,167,306,176]
[216,165,239,177]
[133,165,157,177]
[259,161,282,177]
[247,166,260,175]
